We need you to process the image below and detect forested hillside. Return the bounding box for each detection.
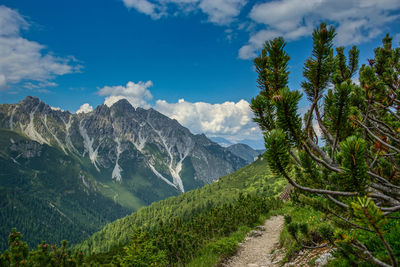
[0,96,248,250]
[0,129,130,251]
[0,157,286,266]
[76,158,285,254]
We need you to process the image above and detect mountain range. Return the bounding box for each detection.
[0,96,254,250]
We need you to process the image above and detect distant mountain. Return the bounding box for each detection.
[0,96,247,250]
[236,139,265,150]
[209,136,265,152]
[208,136,234,147]
[226,143,263,164]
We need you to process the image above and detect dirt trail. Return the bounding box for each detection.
[224,216,284,267]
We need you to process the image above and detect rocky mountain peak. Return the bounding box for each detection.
[110,99,136,116]
[1,97,247,194]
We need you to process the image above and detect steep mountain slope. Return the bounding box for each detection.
[77,158,286,254]
[0,96,247,250]
[0,129,130,251]
[226,143,263,164]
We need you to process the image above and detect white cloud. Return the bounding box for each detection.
[239,0,400,59]
[98,80,153,108]
[198,0,246,25]
[122,0,165,19]
[122,0,246,25]
[92,80,263,144]
[51,106,64,112]
[0,5,80,89]
[238,29,280,59]
[76,103,93,114]
[23,81,58,90]
[155,98,262,142]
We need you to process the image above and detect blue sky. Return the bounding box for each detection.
[0,0,399,148]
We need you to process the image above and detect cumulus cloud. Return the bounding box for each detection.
[76,103,93,114]
[92,80,263,144]
[122,0,246,25]
[50,106,64,112]
[155,98,262,142]
[198,0,247,25]
[0,5,80,89]
[98,80,153,108]
[122,0,165,19]
[239,0,400,59]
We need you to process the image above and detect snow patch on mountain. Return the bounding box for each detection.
[112,137,123,182]
[155,129,186,192]
[62,116,79,153]
[23,107,49,145]
[79,121,100,171]
[43,114,67,154]
[148,163,177,188]
[132,131,147,152]
[9,105,16,130]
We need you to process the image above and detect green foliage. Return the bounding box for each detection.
[302,22,336,101]
[121,229,167,267]
[350,197,387,232]
[318,224,334,243]
[205,237,237,256]
[2,228,29,267]
[0,229,84,267]
[251,37,290,132]
[251,94,276,132]
[273,87,303,146]
[338,136,369,191]
[116,194,278,266]
[324,82,354,141]
[251,22,400,265]
[76,158,285,255]
[276,202,333,261]
[298,150,321,187]
[284,214,292,225]
[332,46,359,85]
[0,129,131,251]
[299,223,309,236]
[264,129,291,175]
[287,223,299,239]
[254,37,290,97]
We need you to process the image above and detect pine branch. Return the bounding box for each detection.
[326,195,348,209]
[367,171,400,190]
[373,101,400,121]
[357,120,400,154]
[281,168,357,196]
[315,105,336,145]
[369,193,400,206]
[303,143,341,173]
[306,138,335,165]
[320,201,374,233]
[351,242,392,267]
[361,205,398,267]
[370,123,400,143]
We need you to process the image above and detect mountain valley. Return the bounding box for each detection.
[0,96,250,249]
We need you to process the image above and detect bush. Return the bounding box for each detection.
[206,237,237,256]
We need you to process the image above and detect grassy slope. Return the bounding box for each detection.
[77,158,286,254]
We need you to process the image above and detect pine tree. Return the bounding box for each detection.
[252,23,400,266]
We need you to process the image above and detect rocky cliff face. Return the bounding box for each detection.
[0,96,246,195]
[0,96,248,249]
